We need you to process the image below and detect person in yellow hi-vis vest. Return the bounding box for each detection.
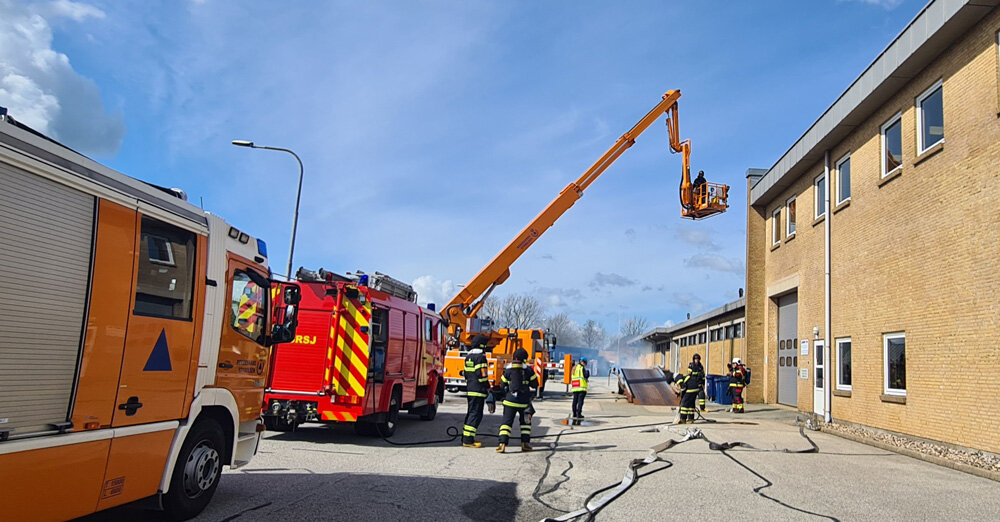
[571,357,589,419]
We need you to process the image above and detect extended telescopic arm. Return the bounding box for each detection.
[442,91,688,341]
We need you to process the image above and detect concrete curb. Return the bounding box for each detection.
[819,425,1000,483]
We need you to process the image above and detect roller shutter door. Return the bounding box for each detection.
[0,164,94,437]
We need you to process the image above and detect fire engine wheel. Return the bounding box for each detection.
[418,402,438,421]
[164,419,225,521]
[375,391,401,437]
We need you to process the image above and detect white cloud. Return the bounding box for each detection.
[412,275,455,309]
[662,319,675,327]
[40,0,105,21]
[675,228,719,250]
[0,0,123,155]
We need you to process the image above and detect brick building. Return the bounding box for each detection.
[746,0,1000,453]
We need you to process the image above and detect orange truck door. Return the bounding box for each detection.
[216,257,273,422]
[113,215,201,427]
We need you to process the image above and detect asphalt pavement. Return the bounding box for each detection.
[85,377,1000,521]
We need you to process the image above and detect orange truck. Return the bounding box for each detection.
[443,328,553,393]
[0,111,300,520]
[264,270,445,436]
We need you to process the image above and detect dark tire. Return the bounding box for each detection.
[418,402,438,421]
[447,386,459,393]
[163,419,226,521]
[375,390,401,437]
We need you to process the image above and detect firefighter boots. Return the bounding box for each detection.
[496,443,506,453]
[521,443,533,452]
[463,441,483,448]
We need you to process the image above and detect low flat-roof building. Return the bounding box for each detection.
[746,0,1000,453]
[640,298,746,377]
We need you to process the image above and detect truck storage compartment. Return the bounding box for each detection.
[0,164,95,438]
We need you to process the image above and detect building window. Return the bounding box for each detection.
[785,197,796,236]
[772,208,781,245]
[698,332,706,344]
[734,322,742,338]
[881,113,902,177]
[836,337,852,391]
[884,332,906,396]
[917,81,944,153]
[814,173,826,218]
[147,235,175,265]
[836,154,851,205]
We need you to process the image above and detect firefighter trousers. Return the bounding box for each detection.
[463,395,486,443]
[571,391,587,418]
[498,405,530,445]
[731,386,744,413]
[698,388,706,411]
[680,392,698,422]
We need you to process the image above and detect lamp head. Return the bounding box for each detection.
[232,140,254,148]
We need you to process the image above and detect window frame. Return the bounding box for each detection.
[814,173,826,219]
[836,337,852,391]
[228,268,269,344]
[771,207,781,245]
[880,113,903,178]
[883,332,906,396]
[916,80,944,154]
[835,153,851,205]
[147,235,176,266]
[785,196,797,237]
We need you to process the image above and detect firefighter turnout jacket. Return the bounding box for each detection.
[678,366,704,394]
[464,349,489,398]
[501,362,538,408]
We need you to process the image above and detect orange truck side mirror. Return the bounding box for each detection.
[563,354,572,385]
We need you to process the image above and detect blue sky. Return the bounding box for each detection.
[1,0,925,335]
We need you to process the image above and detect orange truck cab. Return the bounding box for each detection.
[444,329,552,393]
[0,113,300,521]
[264,270,445,436]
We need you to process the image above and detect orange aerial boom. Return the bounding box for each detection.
[442,90,728,344]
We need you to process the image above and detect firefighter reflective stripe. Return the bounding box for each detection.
[502,400,528,408]
[321,410,357,422]
[571,364,588,392]
[499,424,512,436]
[463,424,478,436]
[521,426,531,433]
[329,295,371,397]
[467,391,488,398]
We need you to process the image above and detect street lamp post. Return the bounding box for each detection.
[232,140,303,280]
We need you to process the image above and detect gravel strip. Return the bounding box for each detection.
[823,421,1000,473]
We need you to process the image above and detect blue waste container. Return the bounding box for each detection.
[711,374,732,405]
[705,375,718,401]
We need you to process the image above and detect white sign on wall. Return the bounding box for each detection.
[800,339,809,356]
[800,368,808,380]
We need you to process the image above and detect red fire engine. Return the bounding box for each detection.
[263,270,445,436]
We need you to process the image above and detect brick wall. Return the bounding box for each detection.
[747,7,1000,453]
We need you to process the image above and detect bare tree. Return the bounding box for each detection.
[620,316,650,339]
[479,293,545,330]
[581,319,606,350]
[542,312,580,346]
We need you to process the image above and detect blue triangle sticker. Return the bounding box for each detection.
[143,329,172,372]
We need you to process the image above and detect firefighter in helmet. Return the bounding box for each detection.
[462,334,491,448]
[728,357,746,414]
[496,347,538,453]
[691,353,707,413]
[676,354,704,423]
